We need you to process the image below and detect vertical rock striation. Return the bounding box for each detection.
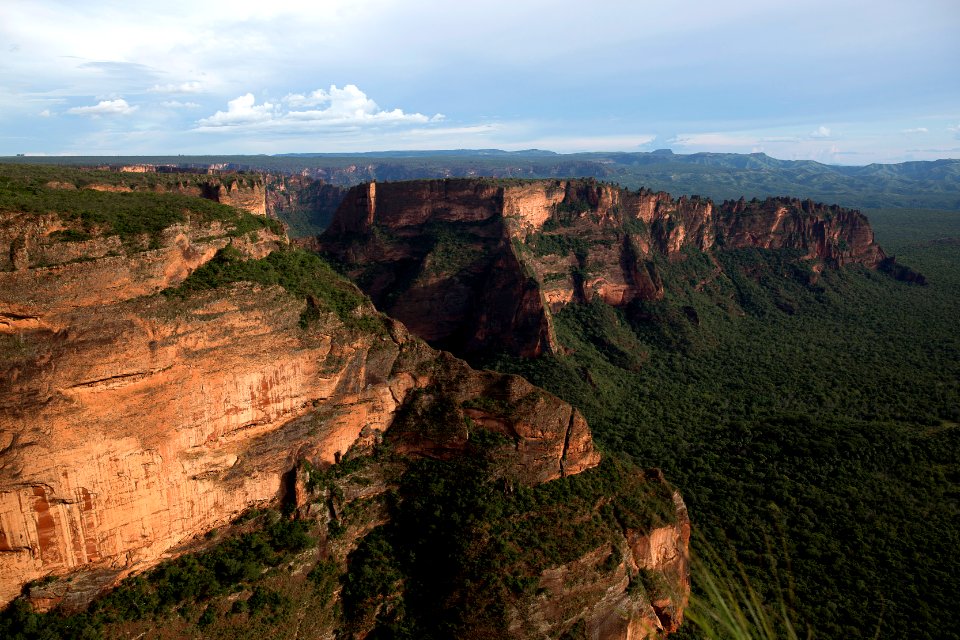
[317,178,904,357]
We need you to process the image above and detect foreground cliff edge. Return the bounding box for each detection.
[314,178,922,358]
[0,167,688,638]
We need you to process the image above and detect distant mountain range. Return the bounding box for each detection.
[5,149,959,210]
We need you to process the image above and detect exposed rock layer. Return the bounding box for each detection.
[316,179,899,356]
[0,210,602,612]
[513,487,690,639]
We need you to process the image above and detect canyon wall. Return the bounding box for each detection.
[0,207,614,614]
[317,178,900,357]
[264,174,349,237]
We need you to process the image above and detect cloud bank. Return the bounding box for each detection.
[195,85,442,132]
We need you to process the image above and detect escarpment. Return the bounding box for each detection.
[0,241,596,604]
[0,170,688,638]
[316,178,915,357]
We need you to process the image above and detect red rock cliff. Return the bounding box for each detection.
[0,207,603,608]
[318,179,894,357]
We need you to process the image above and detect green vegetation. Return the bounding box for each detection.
[0,163,280,246]
[0,511,314,639]
[166,246,384,333]
[421,223,487,276]
[527,231,590,259]
[683,552,802,640]
[0,162,261,192]
[341,448,676,639]
[481,211,960,639]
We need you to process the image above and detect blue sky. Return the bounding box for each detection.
[1,0,958,164]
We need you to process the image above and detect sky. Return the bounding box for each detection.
[1,0,958,164]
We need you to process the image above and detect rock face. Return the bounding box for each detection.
[511,487,690,640]
[0,212,282,333]
[0,209,604,612]
[317,179,899,357]
[265,174,350,238]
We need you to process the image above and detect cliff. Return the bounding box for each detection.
[0,169,686,638]
[0,236,595,602]
[265,174,349,238]
[316,178,911,357]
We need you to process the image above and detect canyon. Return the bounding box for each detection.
[0,170,686,638]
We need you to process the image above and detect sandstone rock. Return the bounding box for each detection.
[510,486,690,640]
[318,179,900,358]
[0,217,599,608]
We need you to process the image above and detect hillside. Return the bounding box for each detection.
[0,165,686,639]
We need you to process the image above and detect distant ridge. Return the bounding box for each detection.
[4,150,959,209]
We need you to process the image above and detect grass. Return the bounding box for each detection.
[0,163,281,246]
[164,246,385,333]
[684,554,805,640]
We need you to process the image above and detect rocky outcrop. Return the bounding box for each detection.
[317,178,905,357]
[0,210,284,333]
[0,212,600,609]
[512,488,689,640]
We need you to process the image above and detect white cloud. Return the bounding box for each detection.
[196,85,441,131]
[197,93,276,126]
[283,89,332,108]
[949,123,960,138]
[809,125,832,138]
[148,81,203,93]
[67,99,138,116]
[161,100,201,108]
[901,127,928,134]
[38,109,52,117]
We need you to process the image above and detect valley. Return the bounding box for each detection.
[0,158,958,639]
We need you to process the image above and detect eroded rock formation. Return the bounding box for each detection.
[47,173,268,217]
[0,206,612,615]
[0,175,690,638]
[316,179,904,357]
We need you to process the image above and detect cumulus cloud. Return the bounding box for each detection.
[196,85,441,132]
[149,81,203,93]
[161,100,201,109]
[197,93,276,126]
[67,99,138,116]
[809,125,832,138]
[901,127,928,134]
[38,109,52,117]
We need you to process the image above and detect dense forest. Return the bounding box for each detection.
[478,206,960,638]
